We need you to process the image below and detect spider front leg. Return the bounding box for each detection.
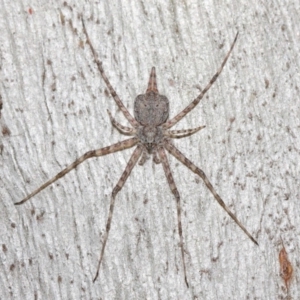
[158,146,189,288]
[93,144,143,282]
[164,141,258,245]
[15,138,138,205]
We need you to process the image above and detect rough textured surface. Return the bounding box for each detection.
[1,1,299,299]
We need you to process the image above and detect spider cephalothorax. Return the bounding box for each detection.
[16,21,257,288]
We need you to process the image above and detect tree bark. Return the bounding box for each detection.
[0,1,299,299]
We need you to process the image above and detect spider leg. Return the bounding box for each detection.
[15,138,138,205]
[81,18,139,128]
[107,110,136,135]
[158,146,189,288]
[164,126,206,139]
[163,32,238,130]
[164,141,258,245]
[93,144,143,282]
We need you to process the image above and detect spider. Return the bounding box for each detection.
[15,22,258,287]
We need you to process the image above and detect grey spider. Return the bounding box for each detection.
[15,23,258,287]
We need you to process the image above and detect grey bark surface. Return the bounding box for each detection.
[0,1,299,299]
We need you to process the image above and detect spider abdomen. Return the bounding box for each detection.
[134,92,169,126]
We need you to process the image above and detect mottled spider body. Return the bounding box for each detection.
[15,22,257,288]
[134,92,169,127]
[135,86,169,154]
